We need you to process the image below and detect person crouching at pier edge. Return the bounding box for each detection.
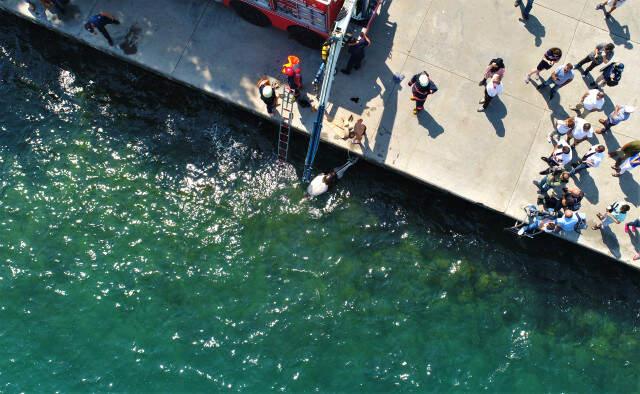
[85,12,121,46]
[408,71,438,115]
[257,77,277,115]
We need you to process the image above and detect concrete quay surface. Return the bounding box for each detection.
[1,0,639,265]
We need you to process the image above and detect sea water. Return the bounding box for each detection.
[2,14,640,392]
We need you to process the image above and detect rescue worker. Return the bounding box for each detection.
[282,55,302,99]
[85,12,121,46]
[341,31,371,75]
[257,77,277,115]
[312,40,331,92]
[408,71,438,115]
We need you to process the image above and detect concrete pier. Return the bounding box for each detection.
[1,0,639,264]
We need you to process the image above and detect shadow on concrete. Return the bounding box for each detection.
[600,226,622,259]
[483,97,507,137]
[572,171,599,204]
[600,129,621,152]
[532,80,569,119]
[603,14,634,49]
[519,14,545,47]
[418,107,444,139]
[618,172,639,205]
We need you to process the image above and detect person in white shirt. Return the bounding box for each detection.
[570,89,605,117]
[569,144,605,176]
[478,74,503,112]
[540,139,572,174]
[596,0,627,18]
[548,116,575,143]
[567,118,593,147]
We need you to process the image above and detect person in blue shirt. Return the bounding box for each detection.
[538,63,574,99]
[555,210,579,233]
[85,12,121,46]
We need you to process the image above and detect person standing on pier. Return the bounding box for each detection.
[609,140,640,168]
[341,31,371,75]
[593,202,630,230]
[257,77,277,115]
[540,139,572,175]
[613,151,640,177]
[514,0,534,20]
[593,62,624,88]
[84,12,121,47]
[478,74,503,112]
[596,105,634,134]
[479,58,505,86]
[408,71,438,115]
[537,63,574,99]
[566,119,593,147]
[596,0,627,18]
[525,47,562,84]
[282,55,303,99]
[575,43,615,76]
[570,89,605,118]
[569,144,605,176]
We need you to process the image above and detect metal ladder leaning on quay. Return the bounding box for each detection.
[277,87,295,161]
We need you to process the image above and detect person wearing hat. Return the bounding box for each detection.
[84,12,120,46]
[593,62,624,88]
[478,74,504,112]
[596,104,634,134]
[408,71,438,115]
[257,77,277,115]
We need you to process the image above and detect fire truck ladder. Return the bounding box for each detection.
[277,87,296,161]
[302,0,357,182]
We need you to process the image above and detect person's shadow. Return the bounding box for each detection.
[520,14,545,47]
[483,98,507,137]
[533,82,569,119]
[418,109,444,139]
[604,14,633,49]
[572,170,599,204]
[600,226,622,259]
[618,172,639,205]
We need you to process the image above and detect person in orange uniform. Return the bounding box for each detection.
[282,56,302,99]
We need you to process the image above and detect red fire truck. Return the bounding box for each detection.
[221,0,378,48]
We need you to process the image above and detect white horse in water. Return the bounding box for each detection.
[306,158,359,197]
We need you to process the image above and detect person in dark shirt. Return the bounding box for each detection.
[525,47,562,84]
[85,12,121,46]
[408,71,438,115]
[341,31,371,75]
[593,62,623,88]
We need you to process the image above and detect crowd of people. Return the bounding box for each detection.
[503,1,639,261]
[27,0,639,261]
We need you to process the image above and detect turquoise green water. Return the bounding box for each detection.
[2,17,640,392]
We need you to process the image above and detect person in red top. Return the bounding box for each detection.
[282,56,302,98]
[408,71,438,115]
